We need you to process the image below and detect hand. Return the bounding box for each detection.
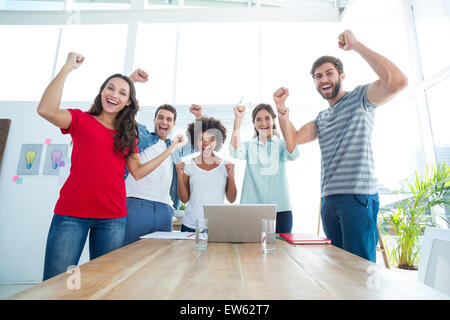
[171,134,186,151]
[277,105,290,121]
[338,30,359,51]
[273,87,289,108]
[129,68,149,83]
[234,105,246,120]
[190,104,202,119]
[175,161,185,175]
[65,52,84,70]
[225,162,235,178]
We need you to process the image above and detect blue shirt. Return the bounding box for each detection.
[124,123,194,209]
[229,135,299,212]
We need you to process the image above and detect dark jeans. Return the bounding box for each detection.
[321,193,379,262]
[43,214,126,281]
[124,197,174,246]
[276,210,293,234]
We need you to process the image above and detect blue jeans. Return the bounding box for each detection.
[181,224,195,233]
[43,214,126,281]
[276,211,293,233]
[321,193,379,262]
[124,197,174,246]
[181,210,293,234]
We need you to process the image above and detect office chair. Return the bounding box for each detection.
[418,227,450,296]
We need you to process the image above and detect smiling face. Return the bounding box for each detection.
[154,109,176,140]
[312,62,345,102]
[197,130,217,157]
[100,77,131,115]
[254,109,274,139]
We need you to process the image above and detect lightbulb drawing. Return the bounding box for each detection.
[25,150,37,169]
[51,150,63,169]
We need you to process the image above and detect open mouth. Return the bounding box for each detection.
[321,84,333,94]
[158,126,168,134]
[202,146,212,153]
[106,98,119,107]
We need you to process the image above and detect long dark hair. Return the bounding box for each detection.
[88,74,139,159]
[251,103,279,138]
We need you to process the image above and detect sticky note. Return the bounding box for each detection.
[44,138,52,144]
[59,160,65,167]
[16,177,23,184]
[12,175,19,182]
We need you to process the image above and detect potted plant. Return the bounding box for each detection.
[379,163,449,270]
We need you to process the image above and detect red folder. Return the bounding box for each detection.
[279,233,331,245]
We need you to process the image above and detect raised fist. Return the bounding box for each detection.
[273,87,289,107]
[65,52,84,70]
[175,161,185,175]
[338,30,359,51]
[234,105,246,120]
[190,104,202,119]
[225,162,235,178]
[171,134,186,150]
[129,68,149,83]
[277,105,290,121]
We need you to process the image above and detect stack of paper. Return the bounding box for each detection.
[140,232,195,240]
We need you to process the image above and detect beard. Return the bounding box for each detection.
[317,79,341,100]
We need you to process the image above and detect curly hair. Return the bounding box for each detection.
[186,116,227,152]
[88,74,139,159]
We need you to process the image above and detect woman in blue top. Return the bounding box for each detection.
[229,103,299,233]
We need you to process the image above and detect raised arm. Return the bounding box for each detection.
[273,87,318,149]
[338,30,408,105]
[175,162,190,204]
[225,163,237,203]
[37,52,85,129]
[126,134,186,180]
[231,106,245,149]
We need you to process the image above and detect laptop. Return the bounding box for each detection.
[204,204,277,243]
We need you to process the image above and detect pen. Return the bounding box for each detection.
[187,233,195,238]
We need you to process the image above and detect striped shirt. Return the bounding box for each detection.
[314,84,378,197]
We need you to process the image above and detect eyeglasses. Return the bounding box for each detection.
[312,68,337,81]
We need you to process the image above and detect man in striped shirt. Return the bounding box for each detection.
[273,30,408,262]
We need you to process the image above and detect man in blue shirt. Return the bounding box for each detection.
[124,69,202,245]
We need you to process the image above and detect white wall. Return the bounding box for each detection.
[0,101,90,283]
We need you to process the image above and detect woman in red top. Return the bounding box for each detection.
[39,52,185,280]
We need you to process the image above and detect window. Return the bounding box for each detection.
[413,0,450,80]
[55,24,128,101]
[175,23,260,105]
[426,77,450,164]
[0,26,59,101]
[134,23,178,106]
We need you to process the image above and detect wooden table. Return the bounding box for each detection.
[10,239,449,300]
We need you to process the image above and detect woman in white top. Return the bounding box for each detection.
[176,117,237,232]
